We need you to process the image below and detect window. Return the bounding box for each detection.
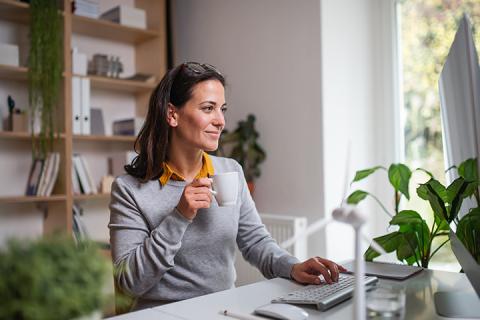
[399,0,480,269]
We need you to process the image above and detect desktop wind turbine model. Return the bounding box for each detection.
[279,148,386,320]
[279,207,385,320]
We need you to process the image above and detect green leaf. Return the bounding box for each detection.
[351,166,385,183]
[405,255,417,266]
[364,232,402,261]
[415,167,434,178]
[420,179,449,222]
[426,179,448,202]
[390,210,423,226]
[456,208,480,263]
[397,232,418,261]
[388,164,412,200]
[447,177,476,222]
[458,158,478,182]
[416,184,429,200]
[392,210,429,258]
[346,190,369,205]
[434,214,450,231]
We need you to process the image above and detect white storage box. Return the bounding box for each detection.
[0,43,19,67]
[100,5,146,29]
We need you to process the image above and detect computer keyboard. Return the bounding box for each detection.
[271,273,378,311]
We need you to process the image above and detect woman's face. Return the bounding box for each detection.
[170,79,227,152]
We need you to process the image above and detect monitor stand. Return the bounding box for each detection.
[434,292,480,318]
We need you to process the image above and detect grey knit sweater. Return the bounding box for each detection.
[109,156,299,310]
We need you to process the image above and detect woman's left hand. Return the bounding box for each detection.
[290,257,347,285]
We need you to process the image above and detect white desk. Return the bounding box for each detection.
[108,269,477,320]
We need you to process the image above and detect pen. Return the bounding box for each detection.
[220,309,265,320]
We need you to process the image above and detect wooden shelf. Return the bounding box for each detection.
[86,74,156,93]
[73,193,110,201]
[0,195,67,204]
[73,134,136,142]
[72,14,160,44]
[0,64,28,81]
[0,131,66,140]
[0,0,30,24]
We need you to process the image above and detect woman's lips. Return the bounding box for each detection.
[205,131,221,138]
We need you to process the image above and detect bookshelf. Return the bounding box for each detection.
[0,0,167,238]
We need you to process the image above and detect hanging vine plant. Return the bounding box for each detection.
[28,0,63,159]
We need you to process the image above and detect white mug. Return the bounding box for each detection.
[210,172,238,206]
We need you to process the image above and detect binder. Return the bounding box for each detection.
[80,78,91,135]
[72,77,82,134]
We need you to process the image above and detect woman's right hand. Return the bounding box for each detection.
[176,178,213,220]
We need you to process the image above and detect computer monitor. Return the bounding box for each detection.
[435,14,480,318]
[439,14,480,200]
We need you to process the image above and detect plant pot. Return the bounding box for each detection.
[247,181,255,195]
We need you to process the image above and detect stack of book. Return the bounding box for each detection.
[100,5,147,29]
[113,117,144,136]
[72,154,97,195]
[72,0,100,19]
[25,152,61,197]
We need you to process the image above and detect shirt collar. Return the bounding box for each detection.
[159,152,214,186]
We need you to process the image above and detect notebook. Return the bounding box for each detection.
[343,261,423,280]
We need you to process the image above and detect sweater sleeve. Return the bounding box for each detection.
[234,163,300,279]
[109,177,191,296]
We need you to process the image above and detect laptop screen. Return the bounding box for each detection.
[449,229,480,297]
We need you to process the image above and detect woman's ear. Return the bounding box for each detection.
[166,103,178,127]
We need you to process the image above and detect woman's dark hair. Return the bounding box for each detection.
[125,62,226,182]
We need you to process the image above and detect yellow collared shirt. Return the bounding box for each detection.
[159,152,214,186]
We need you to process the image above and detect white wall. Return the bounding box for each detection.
[321,0,400,262]
[172,0,399,261]
[172,0,327,256]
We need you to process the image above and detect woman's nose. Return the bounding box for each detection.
[213,109,225,128]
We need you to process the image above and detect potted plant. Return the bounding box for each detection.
[0,234,109,320]
[28,0,63,159]
[215,114,266,194]
[346,158,480,267]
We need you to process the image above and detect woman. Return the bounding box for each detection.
[109,62,346,311]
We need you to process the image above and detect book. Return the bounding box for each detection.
[79,155,97,194]
[36,153,55,196]
[25,158,44,196]
[100,5,146,29]
[343,261,423,280]
[112,118,144,136]
[73,154,91,194]
[90,108,105,135]
[44,153,60,196]
[72,164,81,195]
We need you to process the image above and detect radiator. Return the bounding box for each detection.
[234,213,308,286]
